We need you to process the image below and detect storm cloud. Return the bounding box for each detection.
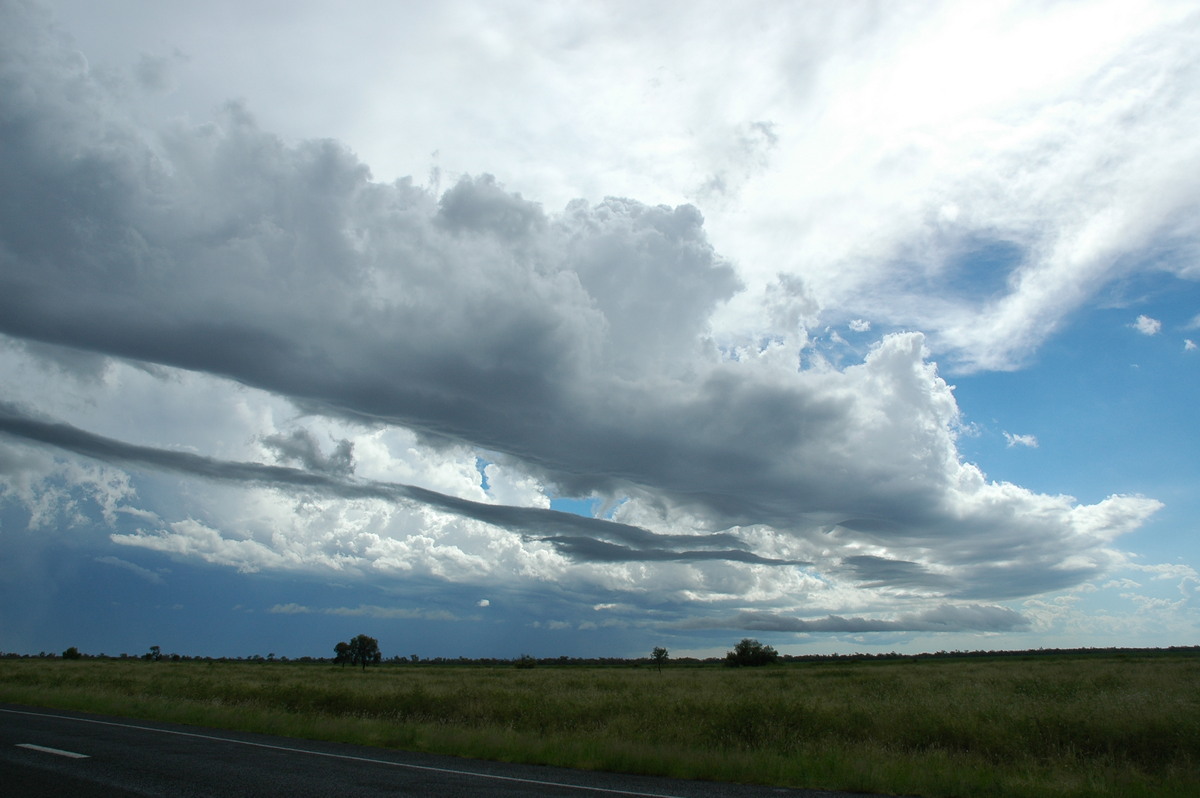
[681,605,1031,634]
[0,1,1187,655]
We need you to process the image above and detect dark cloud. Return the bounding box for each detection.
[437,173,545,239]
[680,604,1030,633]
[537,535,807,566]
[262,428,355,476]
[132,51,183,93]
[841,554,958,591]
[0,401,761,563]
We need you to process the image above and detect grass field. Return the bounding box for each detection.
[1,651,1197,797]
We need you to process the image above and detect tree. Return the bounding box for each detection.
[143,645,162,662]
[62,646,82,660]
[334,641,352,667]
[724,638,779,667]
[347,634,381,671]
[651,646,669,672]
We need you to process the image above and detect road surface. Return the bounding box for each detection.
[0,703,882,797]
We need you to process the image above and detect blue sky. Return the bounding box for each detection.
[1,0,1198,660]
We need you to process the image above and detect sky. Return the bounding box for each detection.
[1,0,1198,661]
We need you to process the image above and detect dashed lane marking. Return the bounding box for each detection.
[16,743,90,759]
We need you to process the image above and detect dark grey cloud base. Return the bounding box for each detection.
[678,604,1031,634]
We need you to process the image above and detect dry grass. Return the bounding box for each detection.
[2,651,1197,797]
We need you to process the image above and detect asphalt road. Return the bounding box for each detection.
[0,703,883,797]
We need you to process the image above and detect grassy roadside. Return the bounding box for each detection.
[2,652,1197,797]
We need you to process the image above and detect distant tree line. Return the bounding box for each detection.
[5,644,1199,665]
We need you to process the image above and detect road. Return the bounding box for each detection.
[0,704,881,797]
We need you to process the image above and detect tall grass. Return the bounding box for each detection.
[2,653,1197,797]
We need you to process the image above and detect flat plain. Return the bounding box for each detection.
[1,650,1196,798]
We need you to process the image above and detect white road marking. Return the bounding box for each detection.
[16,743,90,759]
[1,708,686,797]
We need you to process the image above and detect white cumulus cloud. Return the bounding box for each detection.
[1004,432,1039,448]
[1133,315,1163,336]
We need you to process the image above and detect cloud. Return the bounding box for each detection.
[21,0,1199,380]
[534,620,575,631]
[261,428,355,476]
[324,604,460,621]
[0,401,761,563]
[848,319,871,333]
[1003,432,1039,448]
[112,518,290,574]
[1133,315,1163,336]
[269,603,460,621]
[536,535,805,566]
[0,2,1171,628]
[94,555,165,585]
[678,604,1031,634]
[133,51,186,93]
[1185,339,1197,351]
[267,603,312,615]
[707,2,1200,373]
[840,555,957,592]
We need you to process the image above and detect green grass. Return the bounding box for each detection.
[2,653,1197,797]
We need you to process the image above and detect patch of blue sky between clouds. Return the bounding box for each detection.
[477,457,621,521]
[549,496,629,521]
[550,497,601,518]
[475,456,491,491]
[952,272,1200,569]
[882,238,1026,308]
